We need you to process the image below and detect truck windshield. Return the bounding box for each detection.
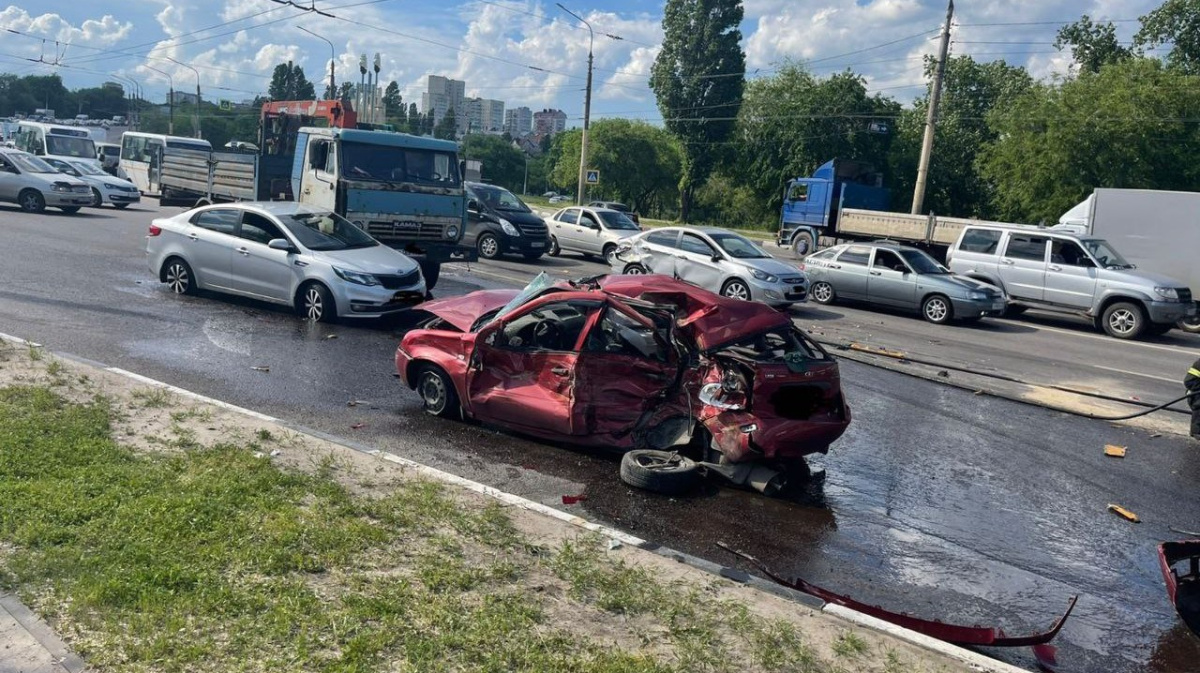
[281,210,380,251]
[1082,239,1133,269]
[46,135,95,158]
[900,249,950,274]
[341,142,460,187]
[711,232,769,258]
[472,184,530,212]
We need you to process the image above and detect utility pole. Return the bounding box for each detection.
[558,3,593,205]
[167,57,201,138]
[299,27,335,100]
[911,0,953,215]
[143,64,173,134]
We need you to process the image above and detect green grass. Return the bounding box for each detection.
[833,630,870,657]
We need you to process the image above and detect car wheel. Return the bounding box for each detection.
[478,233,501,260]
[548,236,561,256]
[91,188,103,207]
[791,230,816,258]
[114,203,131,209]
[603,244,617,266]
[623,263,648,275]
[810,281,835,305]
[522,252,543,261]
[1102,301,1145,339]
[1178,314,1200,334]
[298,282,338,323]
[721,279,752,302]
[163,257,196,295]
[415,365,460,419]
[619,450,698,496]
[18,189,45,213]
[59,207,81,214]
[921,294,953,324]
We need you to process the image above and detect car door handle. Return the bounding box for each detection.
[1048,264,1062,272]
[187,233,199,242]
[829,264,841,269]
[869,270,881,276]
[550,366,569,377]
[236,247,250,256]
[1000,259,1014,265]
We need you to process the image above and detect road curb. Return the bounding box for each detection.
[0,593,86,673]
[0,331,1032,673]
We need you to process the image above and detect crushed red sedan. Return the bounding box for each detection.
[395,273,851,494]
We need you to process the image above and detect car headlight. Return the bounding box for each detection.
[750,269,778,283]
[332,267,380,286]
[103,183,122,189]
[445,225,459,239]
[1154,287,1180,301]
[968,291,988,300]
[498,218,521,237]
[51,183,71,193]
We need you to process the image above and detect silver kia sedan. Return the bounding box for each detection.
[612,226,808,308]
[146,202,425,322]
[803,242,1006,324]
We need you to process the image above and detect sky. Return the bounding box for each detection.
[0,0,1164,125]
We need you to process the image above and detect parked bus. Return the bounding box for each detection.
[119,132,211,195]
[12,121,97,164]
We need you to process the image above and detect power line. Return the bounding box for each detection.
[471,0,659,48]
[955,19,1138,27]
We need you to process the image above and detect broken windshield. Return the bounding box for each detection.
[720,327,826,364]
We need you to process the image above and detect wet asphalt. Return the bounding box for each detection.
[1,202,1198,672]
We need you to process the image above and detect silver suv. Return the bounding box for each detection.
[947,225,1194,339]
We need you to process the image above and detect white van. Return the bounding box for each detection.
[12,121,99,166]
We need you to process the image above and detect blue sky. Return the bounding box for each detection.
[0,1,1162,125]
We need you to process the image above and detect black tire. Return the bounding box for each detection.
[297,282,338,323]
[1001,304,1027,318]
[548,235,561,256]
[91,188,103,207]
[623,263,648,275]
[810,281,835,305]
[478,233,501,259]
[1179,314,1200,334]
[114,203,131,209]
[602,244,617,266]
[59,206,81,214]
[1101,301,1145,340]
[417,259,441,291]
[18,189,45,213]
[162,257,196,295]
[414,365,460,419]
[921,294,953,324]
[791,230,816,258]
[721,278,752,302]
[619,450,698,496]
[522,252,543,261]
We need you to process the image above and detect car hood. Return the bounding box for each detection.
[311,245,421,275]
[598,274,793,352]
[733,256,804,278]
[419,289,520,332]
[491,209,542,225]
[1102,268,1189,287]
[29,172,87,188]
[937,274,1000,293]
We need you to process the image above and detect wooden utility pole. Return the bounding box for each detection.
[911,0,954,215]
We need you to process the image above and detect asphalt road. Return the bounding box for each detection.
[1,201,1198,672]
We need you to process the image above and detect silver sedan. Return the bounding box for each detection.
[803,242,1006,324]
[612,226,808,308]
[146,202,426,322]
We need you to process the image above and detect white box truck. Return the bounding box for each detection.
[1057,188,1200,332]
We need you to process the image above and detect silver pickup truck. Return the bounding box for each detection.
[946,224,1194,340]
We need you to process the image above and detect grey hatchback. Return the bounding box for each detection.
[803,242,1006,324]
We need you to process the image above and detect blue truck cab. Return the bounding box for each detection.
[777,158,891,257]
[292,127,472,288]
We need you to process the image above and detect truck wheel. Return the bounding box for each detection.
[1179,314,1200,334]
[619,450,698,496]
[1101,301,1145,339]
[791,231,816,258]
[418,260,440,291]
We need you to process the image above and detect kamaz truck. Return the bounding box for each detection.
[159,100,473,289]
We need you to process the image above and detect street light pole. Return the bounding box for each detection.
[523,154,529,195]
[167,57,202,138]
[557,3,593,206]
[299,26,336,99]
[142,64,174,134]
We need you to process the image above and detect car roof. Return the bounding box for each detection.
[961,224,1083,240]
[192,201,326,217]
[826,240,925,253]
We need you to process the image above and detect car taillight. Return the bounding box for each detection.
[147,225,162,236]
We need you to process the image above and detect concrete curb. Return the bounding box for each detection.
[0,594,85,673]
[0,331,1031,673]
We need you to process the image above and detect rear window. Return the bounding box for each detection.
[558,209,578,225]
[191,208,239,235]
[645,230,678,247]
[958,229,1002,254]
[837,246,871,266]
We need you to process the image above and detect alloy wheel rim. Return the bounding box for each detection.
[481,237,498,257]
[22,194,39,210]
[1110,309,1136,334]
[421,373,446,413]
[813,283,831,302]
[626,265,644,275]
[550,237,559,254]
[605,248,616,264]
[305,288,323,320]
[166,264,189,293]
[926,299,947,321]
[92,189,103,207]
[725,283,749,300]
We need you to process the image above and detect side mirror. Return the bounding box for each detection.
[711,253,722,263]
[267,238,295,252]
[467,199,479,212]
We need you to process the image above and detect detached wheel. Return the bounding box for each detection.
[548,235,561,256]
[91,188,103,207]
[623,263,648,275]
[721,279,752,301]
[18,189,45,213]
[415,365,460,419]
[1102,301,1145,339]
[619,450,698,496]
[163,257,196,295]
[478,233,501,259]
[810,281,835,305]
[921,294,953,324]
[791,230,816,258]
[298,282,338,323]
[1179,314,1200,334]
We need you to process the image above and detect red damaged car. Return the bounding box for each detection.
[395,273,850,495]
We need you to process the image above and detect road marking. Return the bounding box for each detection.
[1008,321,1198,355]
[1092,364,1180,384]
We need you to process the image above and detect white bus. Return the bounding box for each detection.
[119,132,211,195]
[12,121,97,164]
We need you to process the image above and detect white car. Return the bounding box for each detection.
[45,157,140,208]
[545,206,642,264]
[146,202,426,322]
[0,147,92,213]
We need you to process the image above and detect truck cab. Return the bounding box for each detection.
[778,159,890,257]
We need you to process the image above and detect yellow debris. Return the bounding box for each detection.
[1104,445,1127,458]
[1107,504,1140,523]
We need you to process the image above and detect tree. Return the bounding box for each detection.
[338,81,355,101]
[406,102,420,134]
[548,120,682,215]
[462,134,527,192]
[650,0,745,221]
[383,81,402,116]
[434,108,457,140]
[979,58,1200,223]
[1055,15,1133,73]
[1136,0,1200,72]
[267,61,316,101]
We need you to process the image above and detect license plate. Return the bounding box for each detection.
[531,242,545,248]
[793,286,805,292]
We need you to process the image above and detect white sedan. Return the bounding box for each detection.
[44,157,140,208]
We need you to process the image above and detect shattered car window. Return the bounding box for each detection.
[584,307,668,362]
[499,301,599,352]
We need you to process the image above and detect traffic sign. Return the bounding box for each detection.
[219,99,233,111]
[585,169,600,184]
